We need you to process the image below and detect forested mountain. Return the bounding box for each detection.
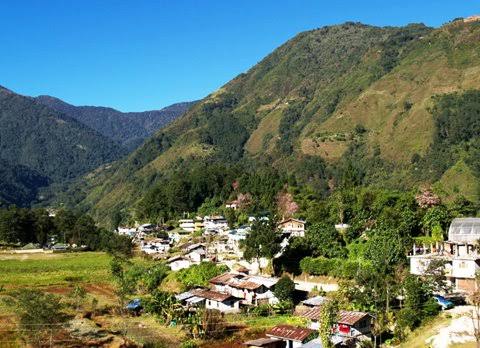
[62,18,480,224]
[35,96,196,150]
[0,86,125,207]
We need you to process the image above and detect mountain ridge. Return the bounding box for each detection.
[57,19,480,223]
[35,96,197,150]
[0,87,126,206]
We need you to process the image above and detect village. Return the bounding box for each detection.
[109,199,480,348]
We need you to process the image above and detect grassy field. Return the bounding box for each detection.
[0,251,114,288]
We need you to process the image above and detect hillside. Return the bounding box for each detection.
[68,19,480,223]
[35,96,196,150]
[0,86,125,206]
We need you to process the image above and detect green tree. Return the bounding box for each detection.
[5,289,68,345]
[274,275,295,303]
[242,219,281,262]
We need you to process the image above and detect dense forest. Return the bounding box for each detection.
[68,19,480,225]
[0,86,126,207]
[35,96,196,150]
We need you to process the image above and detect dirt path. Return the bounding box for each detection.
[426,306,476,348]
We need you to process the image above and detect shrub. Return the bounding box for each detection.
[274,276,295,302]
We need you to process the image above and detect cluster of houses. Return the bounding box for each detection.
[119,215,307,274]
[253,300,372,348]
[173,269,372,347]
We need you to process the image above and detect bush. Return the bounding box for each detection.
[5,289,69,344]
[177,262,229,289]
[274,276,295,302]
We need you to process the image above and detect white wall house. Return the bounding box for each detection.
[167,256,191,271]
[209,272,279,305]
[179,219,195,233]
[278,218,306,237]
[409,218,480,293]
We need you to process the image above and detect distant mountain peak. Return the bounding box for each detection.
[35,96,197,151]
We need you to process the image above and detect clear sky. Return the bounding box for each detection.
[0,0,478,111]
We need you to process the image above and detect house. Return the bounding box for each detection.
[409,218,480,293]
[138,223,156,232]
[175,289,206,310]
[243,337,285,348]
[199,289,241,313]
[204,215,229,233]
[266,325,317,348]
[209,272,279,305]
[278,218,306,237]
[226,201,239,210]
[179,219,195,233]
[302,296,327,308]
[303,309,372,343]
[117,226,137,237]
[141,238,171,254]
[167,256,192,271]
[175,288,241,313]
[186,246,206,263]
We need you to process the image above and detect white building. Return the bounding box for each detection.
[266,325,316,348]
[176,289,241,313]
[167,256,192,271]
[179,219,195,233]
[409,218,480,293]
[204,215,229,233]
[209,272,279,305]
[278,218,306,237]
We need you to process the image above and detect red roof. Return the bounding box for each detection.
[209,272,238,285]
[266,325,315,342]
[232,280,263,290]
[302,307,322,321]
[191,289,238,302]
[338,311,369,326]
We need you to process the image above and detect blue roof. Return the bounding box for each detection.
[126,298,142,310]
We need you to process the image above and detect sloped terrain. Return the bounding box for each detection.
[0,87,125,206]
[69,19,480,222]
[35,95,196,150]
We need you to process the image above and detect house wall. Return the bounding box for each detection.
[456,278,477,292]
[170,260,191,271]
[452,259,479,279]
[409,256,432,275]
[205,299,240,313]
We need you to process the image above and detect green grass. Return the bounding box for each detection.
[398,314,450,348]
[0,252,114,288]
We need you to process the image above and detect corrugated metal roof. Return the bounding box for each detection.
[302,307,322,321]
[338,310,369,325]
[302,296,327,307]
[266,325,315,342]
[175,291,194,301]
[191,289,238,302]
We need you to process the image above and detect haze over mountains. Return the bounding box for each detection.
[64,18,480,223]
[0,86,194,206]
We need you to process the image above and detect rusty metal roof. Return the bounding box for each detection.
[232,280,263,290]
[302,307,322,321]
[209,272,239,285]
[191,289,238,302]
[266,325,315,342]
[338,310,369,325]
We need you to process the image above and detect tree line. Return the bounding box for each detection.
[0,206,132,255]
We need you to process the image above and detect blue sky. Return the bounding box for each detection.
[0,0,478,111]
